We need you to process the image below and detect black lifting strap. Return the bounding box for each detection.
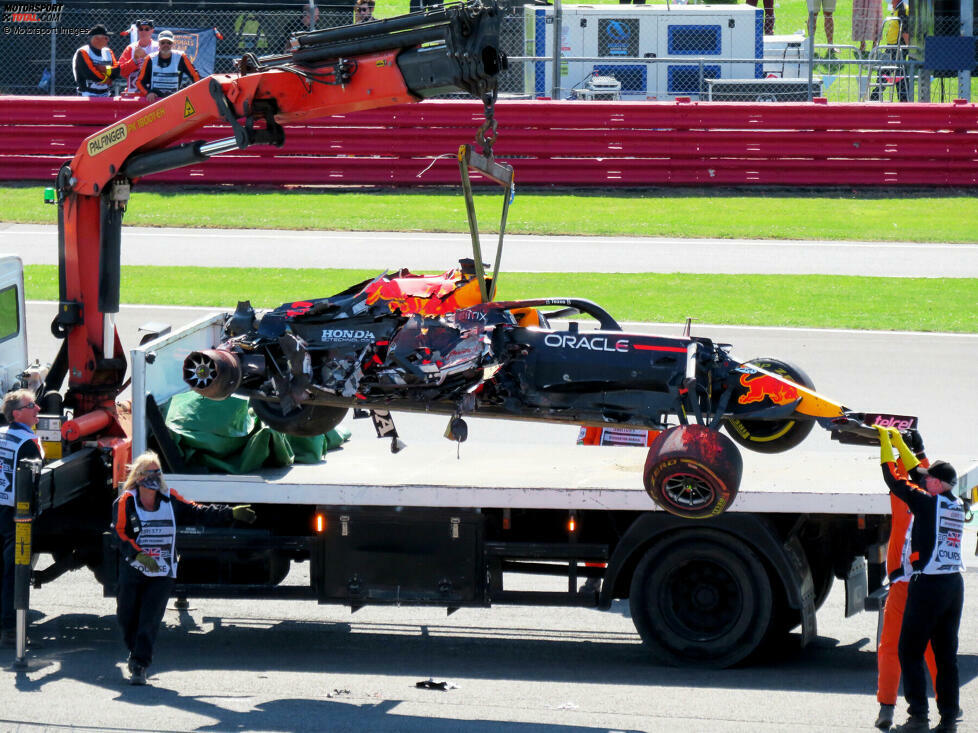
[458,93,514,304]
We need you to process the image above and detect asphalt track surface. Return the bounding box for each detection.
[3,223,978,276]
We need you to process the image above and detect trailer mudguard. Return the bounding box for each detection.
[600,512,816,643]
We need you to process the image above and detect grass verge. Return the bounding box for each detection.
[25,265,977,332]
[4,186,978,242]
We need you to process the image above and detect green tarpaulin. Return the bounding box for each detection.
[165,392,350,474]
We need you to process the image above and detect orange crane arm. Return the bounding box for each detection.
[47,1,506,424]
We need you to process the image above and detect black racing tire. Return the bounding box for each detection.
[249,398,348,437]
[723,357,817,455]
[628,530,774,668]
[643,425,743,520]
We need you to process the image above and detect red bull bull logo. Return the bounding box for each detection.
[737,372,800,406]
[364,271,479,317]
[285,301,313,318]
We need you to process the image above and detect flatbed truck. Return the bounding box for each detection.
[4,0,975,669]
[24,311,973,668]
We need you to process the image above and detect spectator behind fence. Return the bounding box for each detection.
[851,0,882,56]
[118,19,158,95]
[282,4,320,53]
[746,0,775,36]
[884,0,910,47]
[302,3,320,30]
[72,24,121,97]
[807,0,836,59]
[233,11,270,55]
[136,30,201,102]
[354,0,376,23]
[869,0,911,101]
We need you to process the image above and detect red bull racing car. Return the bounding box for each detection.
[182,260,891,520]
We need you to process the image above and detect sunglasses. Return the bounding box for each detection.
[17,401,37,410]
[138,26,153,31]
[142,468,162,476]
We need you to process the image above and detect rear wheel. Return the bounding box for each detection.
[249,398,348,437]
[643,425,742,519]
[629,531,773,668]
[723,358,816,454]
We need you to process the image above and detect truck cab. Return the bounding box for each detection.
[0,255,28,394]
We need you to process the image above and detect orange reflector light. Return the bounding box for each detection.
[857,515,866,530]
[315,513,325,533]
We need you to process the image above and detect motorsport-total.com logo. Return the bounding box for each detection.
[2,2,64,24]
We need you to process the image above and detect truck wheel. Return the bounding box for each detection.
[250,398,348,437]
[643,425,742,519]
[629,530,773,668]
[723,358,815,454]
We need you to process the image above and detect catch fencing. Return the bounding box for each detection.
[2,3,974,103]
[1,2,529,98]
[3,96,977,187]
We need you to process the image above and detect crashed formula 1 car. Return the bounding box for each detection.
[183,260,891,520]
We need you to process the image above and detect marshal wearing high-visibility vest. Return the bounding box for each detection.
[135,30,200,101]
[0,390,42,648]
[111,451,255,685]
[72,24,121,97]
[875,426,966,733]
[874,429,938,731]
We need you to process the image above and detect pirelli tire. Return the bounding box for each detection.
[643,425,743,520]
[629,530,774,668]
[249,398,348,437]
[723,358,817,455]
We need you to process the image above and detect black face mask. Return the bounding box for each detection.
[138,475,162,491]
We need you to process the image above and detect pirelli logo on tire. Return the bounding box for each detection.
[86,123,128,157]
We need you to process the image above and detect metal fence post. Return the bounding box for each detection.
[551,0,562,99]
[960,0,973,101]
[12,458,40,670]
[48,0,57,95]
[807,12,816,100]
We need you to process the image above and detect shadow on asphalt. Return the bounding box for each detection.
[7,610,977,698]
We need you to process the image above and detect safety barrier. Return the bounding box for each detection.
[2,96,977,187]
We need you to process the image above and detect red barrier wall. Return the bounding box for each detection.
[2,96,977,187]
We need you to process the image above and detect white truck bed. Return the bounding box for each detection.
[168,439,921,513]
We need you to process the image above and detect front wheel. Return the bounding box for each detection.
[643,425,742,519]
[723,357,816,454]
[250,398,348,437]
